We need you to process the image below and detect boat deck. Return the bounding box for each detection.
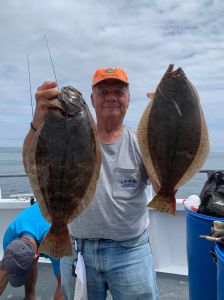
[1,262,189,300]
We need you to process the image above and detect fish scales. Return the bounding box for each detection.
[147,73,201,191]
[137,64,209,215]
[26,86,101,257]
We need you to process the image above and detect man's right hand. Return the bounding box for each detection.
[32,81,61,130]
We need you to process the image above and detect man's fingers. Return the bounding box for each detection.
[35,88,61,101]
[35,98,62,110]
[39,97,57,106]
[36,81,61,106]
[37,81,58,91]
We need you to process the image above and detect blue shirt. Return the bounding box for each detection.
[3,202,60,276]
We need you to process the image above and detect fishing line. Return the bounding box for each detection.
[44,35,59,89]
[27,53,34,117]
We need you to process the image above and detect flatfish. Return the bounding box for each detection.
[137,64,209,215]
[26,86,101,257]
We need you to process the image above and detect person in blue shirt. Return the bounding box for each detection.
[0,202,64,300]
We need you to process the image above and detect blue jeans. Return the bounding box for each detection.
[60,231,159,300]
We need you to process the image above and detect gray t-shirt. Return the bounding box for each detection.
[69,126,150,241]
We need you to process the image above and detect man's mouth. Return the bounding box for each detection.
[103,106,120,108]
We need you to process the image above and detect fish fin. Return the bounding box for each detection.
[147,195,176,215]
[199,235,222,243]
[39,224,72,258]
[137,99,160,185]
[26,122,52,223]
[146,92,155,100]
[200,235,224,244]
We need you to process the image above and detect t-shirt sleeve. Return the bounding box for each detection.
[50,257,60,276]
[3,227,17,251]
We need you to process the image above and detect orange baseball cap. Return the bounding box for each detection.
[92,67,129,86]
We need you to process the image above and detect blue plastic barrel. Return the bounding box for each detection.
[215,243,224,300]
[185,208,224,300]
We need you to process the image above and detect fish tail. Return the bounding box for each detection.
[199,235,220,243]
[39,223,72,258]
[147,195,176,215]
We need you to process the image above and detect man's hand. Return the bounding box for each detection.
[32,81,60,130]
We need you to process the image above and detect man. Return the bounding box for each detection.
[22,67,159,300]
[0,202,64,300]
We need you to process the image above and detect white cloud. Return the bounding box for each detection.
[0,0,223,151]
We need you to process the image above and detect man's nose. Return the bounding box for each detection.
[105,92,118,102]
[106,97,117,102]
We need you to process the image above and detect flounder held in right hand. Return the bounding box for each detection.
[26,86,101,258]
[137,64,209,215]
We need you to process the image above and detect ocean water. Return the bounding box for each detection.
[0,147,223,199]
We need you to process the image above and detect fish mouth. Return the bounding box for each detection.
[52,107,74,118]
[166,64,184,78]
[48,99,76,118]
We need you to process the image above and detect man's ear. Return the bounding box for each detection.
[91,93,95,108]
[126,93,130,108]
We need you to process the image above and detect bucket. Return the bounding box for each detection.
[215,243,224,300]
[185,208,224,300]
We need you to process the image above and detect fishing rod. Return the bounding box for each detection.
[43,35,59,89]
[27,53,34,117]
[27,36,59,117]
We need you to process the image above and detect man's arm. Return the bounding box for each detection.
[24,260,38,300]
[0,265,8,295]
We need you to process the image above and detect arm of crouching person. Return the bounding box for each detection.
[0,264,8,295]
[22,81,60,172]
[24,257,39,300]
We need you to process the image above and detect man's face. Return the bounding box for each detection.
[91,79,130,123]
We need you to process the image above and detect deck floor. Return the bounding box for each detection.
[1,263,189,300]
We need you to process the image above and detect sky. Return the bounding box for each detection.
[0,0,223,152]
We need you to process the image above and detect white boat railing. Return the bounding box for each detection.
[0,170,223,274]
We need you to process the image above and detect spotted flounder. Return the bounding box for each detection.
[26,86,101,257]
[137,64,209,215]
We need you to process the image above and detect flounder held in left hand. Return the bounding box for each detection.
[26,86,101,258]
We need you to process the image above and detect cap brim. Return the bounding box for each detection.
[8,271,28,287]
[92,78,129,86]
